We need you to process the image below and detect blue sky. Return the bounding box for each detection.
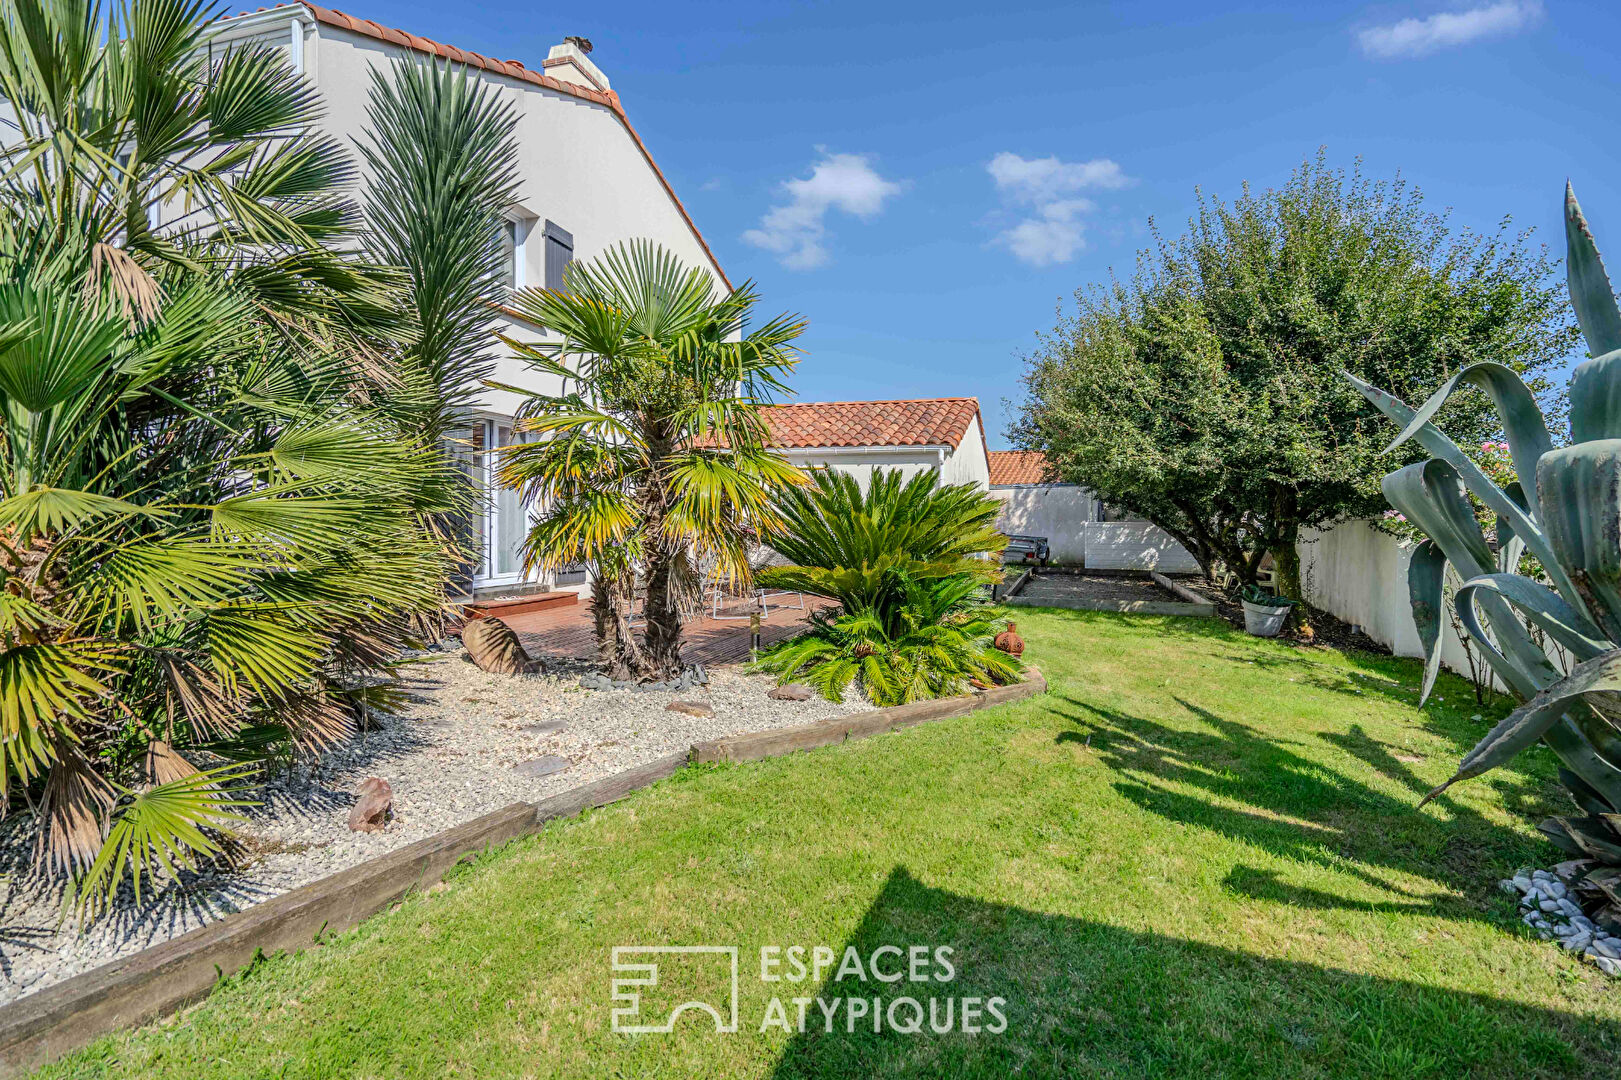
[344,0,1617,448]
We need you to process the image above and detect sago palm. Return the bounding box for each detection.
[752,467,1019,704]
[496,241,807,679]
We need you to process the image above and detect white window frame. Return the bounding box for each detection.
[467,414,540,588]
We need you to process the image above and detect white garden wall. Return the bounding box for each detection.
[1083,522,1201,573]
[990,485,1097,564]
[1298,519,1503,684]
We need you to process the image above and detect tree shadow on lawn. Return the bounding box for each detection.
[1052,694,1558,923]
[768,867,1615,1079]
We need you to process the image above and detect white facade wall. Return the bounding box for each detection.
[940,416,990,490]
[990,485,1097,564]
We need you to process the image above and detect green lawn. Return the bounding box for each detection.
[41,608,1621,1078]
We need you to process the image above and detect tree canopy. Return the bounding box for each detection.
[1013,153,1577,616]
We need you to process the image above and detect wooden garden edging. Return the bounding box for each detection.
[690,667,1045,763]
[0,674,1045,1077]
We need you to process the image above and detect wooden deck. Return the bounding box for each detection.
[502,594,834,668]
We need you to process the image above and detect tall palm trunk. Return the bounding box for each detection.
[638,434,686,679]
[590,572,647,680]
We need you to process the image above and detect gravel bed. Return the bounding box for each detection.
[0,650,871,1004]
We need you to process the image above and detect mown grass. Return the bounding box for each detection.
[36,608,1621,1078]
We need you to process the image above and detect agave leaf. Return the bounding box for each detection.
[1383,461,1493,576]
[1495,481,1528,575]
[1545,816,1621,863]
[1454,574,1610,662]
[1387,362,1552,512]
[1542,716,1621,812]
[1536,441,1621,643]
[1421,648,1621,805]
[1407,540,1447,705]
[1566,182,1621,360]
[1349,370,1591,623]
[1559,767,1616,816]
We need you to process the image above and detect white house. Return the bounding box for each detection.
[754,398,992,491]
[208,4,731,596]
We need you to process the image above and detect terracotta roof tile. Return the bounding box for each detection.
[758,398,982,450]
[987,450,1057,486]
[218,4,730,289]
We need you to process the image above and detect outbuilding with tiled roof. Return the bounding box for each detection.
[755,398,992,492]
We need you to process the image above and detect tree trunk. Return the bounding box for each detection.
[590,572,647,680]
[636,435,686,680]
[641,540,685,679]
[1269,525,1309,635]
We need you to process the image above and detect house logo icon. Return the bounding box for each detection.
[610,946,739,1034]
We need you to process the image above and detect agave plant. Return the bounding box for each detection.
[1349,184,1621,918]
[751,468,1021,705]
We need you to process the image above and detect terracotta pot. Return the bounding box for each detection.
[993,622,1025,657]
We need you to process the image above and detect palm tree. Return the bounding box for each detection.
[751,468,1020,705]
[0,0,458,913]
[354,58,520,593]
[496,242,807,680]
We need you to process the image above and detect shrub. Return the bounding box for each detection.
[752,469,1021,705]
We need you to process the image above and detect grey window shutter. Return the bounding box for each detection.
[544,221,574,291]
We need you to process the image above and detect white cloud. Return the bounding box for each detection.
[742,152,903,270]
[988,152,1130,204]
[987,153,1132,266]
[1356,1,1543,60]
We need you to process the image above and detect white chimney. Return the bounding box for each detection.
[544,37,610,92]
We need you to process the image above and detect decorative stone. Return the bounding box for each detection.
[462,617,540,676]
[1564,932,1593,952]
[667,700,714,718]
[1559,897,1584,919]
[1544,880,1568,899]
[1513,875,1533,893]
[768,683,815,701]
[1594,937,1620,959]
[1540,899,1560,912]
[992,621,1025,657]
[347,777,392,833]
[511,755,570,779]
[1498,879,1519,895]
[1598,956,1621,976]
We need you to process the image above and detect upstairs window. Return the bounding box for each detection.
[495,218,520,293]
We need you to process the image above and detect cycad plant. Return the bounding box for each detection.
[751,468,1021,705]
[0,0,459,913]
[496,241,807,680]
[1350,184,1621,916]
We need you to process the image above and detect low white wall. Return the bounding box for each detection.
[1298,519,1483,679]
[1083,522,1200,573]
[991,485,1097,563]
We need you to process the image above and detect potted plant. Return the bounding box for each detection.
[1239,584,1296,637]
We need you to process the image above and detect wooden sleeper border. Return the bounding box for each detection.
[0,669,1045,1077]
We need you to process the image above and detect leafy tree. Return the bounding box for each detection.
[1014,154,1575,626]
[497,242,807,680]
[0,0,462,912]
[752,468,1020,705]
